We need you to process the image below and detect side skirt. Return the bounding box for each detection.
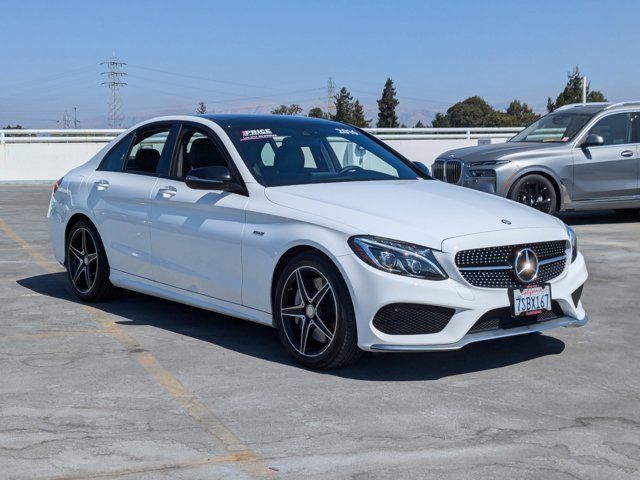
[110,269,274,327]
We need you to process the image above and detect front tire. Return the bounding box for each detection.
[66,219,116,302]
[274,252,362,369]
[509,174,557,214]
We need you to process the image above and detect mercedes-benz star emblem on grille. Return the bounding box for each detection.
[513,248,539,284]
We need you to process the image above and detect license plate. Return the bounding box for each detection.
[510,284,552,316]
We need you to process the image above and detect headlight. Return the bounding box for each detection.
[566,225,578,263]
[469,169,496,177]
[468,160,510,166]
[348,236,447,280]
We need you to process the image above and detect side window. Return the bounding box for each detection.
[175,127,229,178]
[587,113,633,146]
[99,134,132,171]
[124,128,172,174]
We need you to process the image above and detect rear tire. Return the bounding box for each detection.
[509,174,557,214]
[66,219,116,302]
[274,252,362,370]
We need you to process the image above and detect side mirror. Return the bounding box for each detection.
[414,161,431,176]
[582,133,604,148]
[185,166,242,192]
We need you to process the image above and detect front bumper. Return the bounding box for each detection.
[338,238,588,352]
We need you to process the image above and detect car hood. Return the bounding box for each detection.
[439,141,565,163]
[264,180,563,250]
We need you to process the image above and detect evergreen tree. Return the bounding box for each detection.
[196,102,207,114]
[414,120,426,128]
[376,78,400,128]
[504,100,540,126]
[351,100,371,128]
[332,87,355,123]
[547,66,607,112]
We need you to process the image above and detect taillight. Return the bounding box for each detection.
[52,177,63,195]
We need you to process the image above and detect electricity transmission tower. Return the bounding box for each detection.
[101,56,127,128]
[327,77,336,117]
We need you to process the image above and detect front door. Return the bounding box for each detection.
[572,112,638,201]
[148,123,247,304]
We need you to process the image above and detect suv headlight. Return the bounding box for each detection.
[566,226,578,263]
[348,236,447,280]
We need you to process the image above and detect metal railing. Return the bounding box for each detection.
[0,126,525,144]
[364,127,523,140]
[0,129,125,144]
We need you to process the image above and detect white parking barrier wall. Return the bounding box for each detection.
[0,127,523,182]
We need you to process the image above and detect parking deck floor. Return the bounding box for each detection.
[0,184,639,479]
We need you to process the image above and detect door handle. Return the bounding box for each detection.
[94,180,110,191]
[621,150,634,157]
[158,186,177,198]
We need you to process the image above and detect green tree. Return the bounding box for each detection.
[414,120,426,128]
[351,100,371,128]
[432,96,498,127]
[332,87,355,123]
[503,100,540,126]
[376,78,400,128]
[271,104,303,115]
[546,66,607,112]
[3,124,23,129]
[307,107,328,119]
[196,102,207,114]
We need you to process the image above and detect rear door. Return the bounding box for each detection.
[148,122,248,304]
[572,112,638,201]
[88,123,177,278]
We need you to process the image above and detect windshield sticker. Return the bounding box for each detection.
[335,128,359,136]
[240,128,276,141]
[560,136,570,142]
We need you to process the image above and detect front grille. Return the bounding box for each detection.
[432,161,444,180]
[433,159,462,183]
[372,303,455,335]
[469,301,564,333]
[455,240,567,288]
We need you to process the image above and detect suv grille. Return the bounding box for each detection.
[372,303,455,335]
[455,241,567,288]
[433,159,462,184]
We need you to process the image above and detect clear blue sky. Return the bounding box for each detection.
[1,0,638,127]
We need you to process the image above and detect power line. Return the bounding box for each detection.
[101,56,127,128]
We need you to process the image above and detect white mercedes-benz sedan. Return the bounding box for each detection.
[48,114,588,369]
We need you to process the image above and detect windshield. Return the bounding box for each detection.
[225,120,421,187]
[510,111,595,143]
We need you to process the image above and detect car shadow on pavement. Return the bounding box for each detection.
[558,210,639,226]
[18,272,566,382]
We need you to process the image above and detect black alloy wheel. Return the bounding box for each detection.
[274,252,361,369]
[509,174,557,214]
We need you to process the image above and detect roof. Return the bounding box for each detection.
[198,113,344,129]
[555,101,640,113]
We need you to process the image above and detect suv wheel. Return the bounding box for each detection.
[509,174,557,214]
[274,252,362,369]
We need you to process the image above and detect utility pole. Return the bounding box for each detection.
[582,76,587,103]
[62,110,72,129]
[73,107,80,128]
[101,56,127,128]
[327,77,336,118]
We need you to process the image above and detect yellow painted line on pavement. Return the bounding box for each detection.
[48,453,258,480]
[0,217,274,478]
